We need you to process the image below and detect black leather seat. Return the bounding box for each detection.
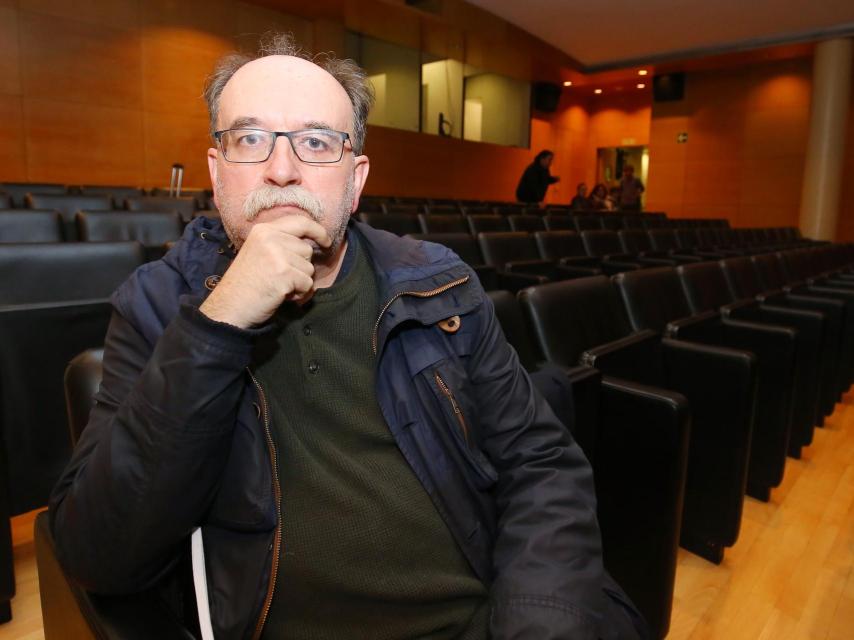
[490,290,687,639]
[646,229,703,263]
[124,197,196,222]
[617,230,684,266]
[76,211,185,261]
[477,232,592,281]
[0,210,63,242]
[26,195,113,241]
[0,195,10,209]
[520,275,756,564]
[74,186,145,202]
[572,215,600,232]
[598,215,623,231]
[614,266,799,501]
[580,230,642,274]
[0,243,143,622]
[518,279,690,638]
[34,350,195,639]
[417,213,468,234]
[425,203,461,215]
[721,256,843,420]
[507,215,545,232]
[543,214,574,231]
[532,231,601,275]
[405,233,541,293]
[0,183,66,208]
[384,202,425,215]
[679,261,825,460]
[357,212,421,236]
[466,214,511,235]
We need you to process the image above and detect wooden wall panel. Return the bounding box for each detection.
[0,95,28,182]
[19,12,143,109]
[18,0,139,29]
[144,111,212,188]
[23,98,145,184]
[836,71,854,242]
[0,7,21,96]
[141,30,232,118]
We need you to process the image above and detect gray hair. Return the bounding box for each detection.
[203,33,374,155]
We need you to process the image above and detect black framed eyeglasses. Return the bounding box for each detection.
[214,128,351,164]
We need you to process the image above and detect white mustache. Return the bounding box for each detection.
[242,185,324,222]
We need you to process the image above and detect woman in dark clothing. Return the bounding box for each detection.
[515,150,560,203]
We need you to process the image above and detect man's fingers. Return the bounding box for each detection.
[265,215,332,248]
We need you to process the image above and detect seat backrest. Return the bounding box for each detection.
[487,291,540,371]
[357,212,421,235]
[720,256,764,299]
[477,232,540,267]
[0,242,144,304]
[0,183,66,207]
[581,230,623,257]
[125,196,196,221]
[76,211,184,246]
[641,216,664,229]
[467,214,511,235]
[27,194,113,216]
[573,215,600,232]
[598,215,622,231]
[406,233,484,266]
[426,203,462,215]
[64,349,104,447]
[76,186,145,201]
[612,267,693,332]
[674,229,699,250]
[677,261,735,313]
[418,213,468,234]
[534,230,585,260]
[647,229,679,252]
[620,215,644,229]
[357,199,386,214]
[0,210,63,243]
[543,214,574,231]
[508,215,546,233]
[385,202,425,216]
[519,276,633,367]
[618,229,652,254]
[0,194,10,209]
[751,253,788,290]
[467,204,500,216]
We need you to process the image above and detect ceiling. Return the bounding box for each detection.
[467,0,854,71]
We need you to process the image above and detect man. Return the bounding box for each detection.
[570,182,590,210]
[50,34,645,639]
[618,165,644,211]
[515,150,559,204]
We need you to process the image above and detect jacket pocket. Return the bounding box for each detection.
[431,367,498,490]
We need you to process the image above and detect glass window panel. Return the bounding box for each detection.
[421,55,463,139]
[463,68,531,148]
[356,36,420,133]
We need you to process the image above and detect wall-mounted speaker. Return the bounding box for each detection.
[653,73,685,102]
[532,82,562,112]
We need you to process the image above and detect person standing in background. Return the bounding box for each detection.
[516,150,560,204]
[618,165,645,211]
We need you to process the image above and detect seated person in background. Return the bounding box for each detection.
[570,182,589,210]
[50,33,647,640]
[515,149,560,204]
[589,182,610,210]
[607,186,621,211]
[618,165,645,211]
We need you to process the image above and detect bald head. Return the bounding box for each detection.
[218,55,354,140]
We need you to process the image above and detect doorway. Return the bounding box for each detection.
[596,146,649,205]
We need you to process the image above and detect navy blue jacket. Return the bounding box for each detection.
[50,218,607,639]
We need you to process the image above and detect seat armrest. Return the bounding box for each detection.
[579,329,661,382]
[553,264,602,279]
[495,271,548,293]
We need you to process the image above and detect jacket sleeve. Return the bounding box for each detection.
[469,295,605,639]
[49,301,256,594]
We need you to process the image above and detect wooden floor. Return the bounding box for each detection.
[0,394,852,640]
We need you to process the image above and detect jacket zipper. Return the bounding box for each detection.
[371,275,470,355]
[248,370,282,640]
[434,371,470,445]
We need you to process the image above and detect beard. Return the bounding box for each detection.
[215,173,355,261]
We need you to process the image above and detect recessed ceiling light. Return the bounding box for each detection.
[563,81,572,87]
[638,69,648,76]
[594,88,602,94]
[637,83,646,89]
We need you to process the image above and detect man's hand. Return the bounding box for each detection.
[200,216,331,328]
